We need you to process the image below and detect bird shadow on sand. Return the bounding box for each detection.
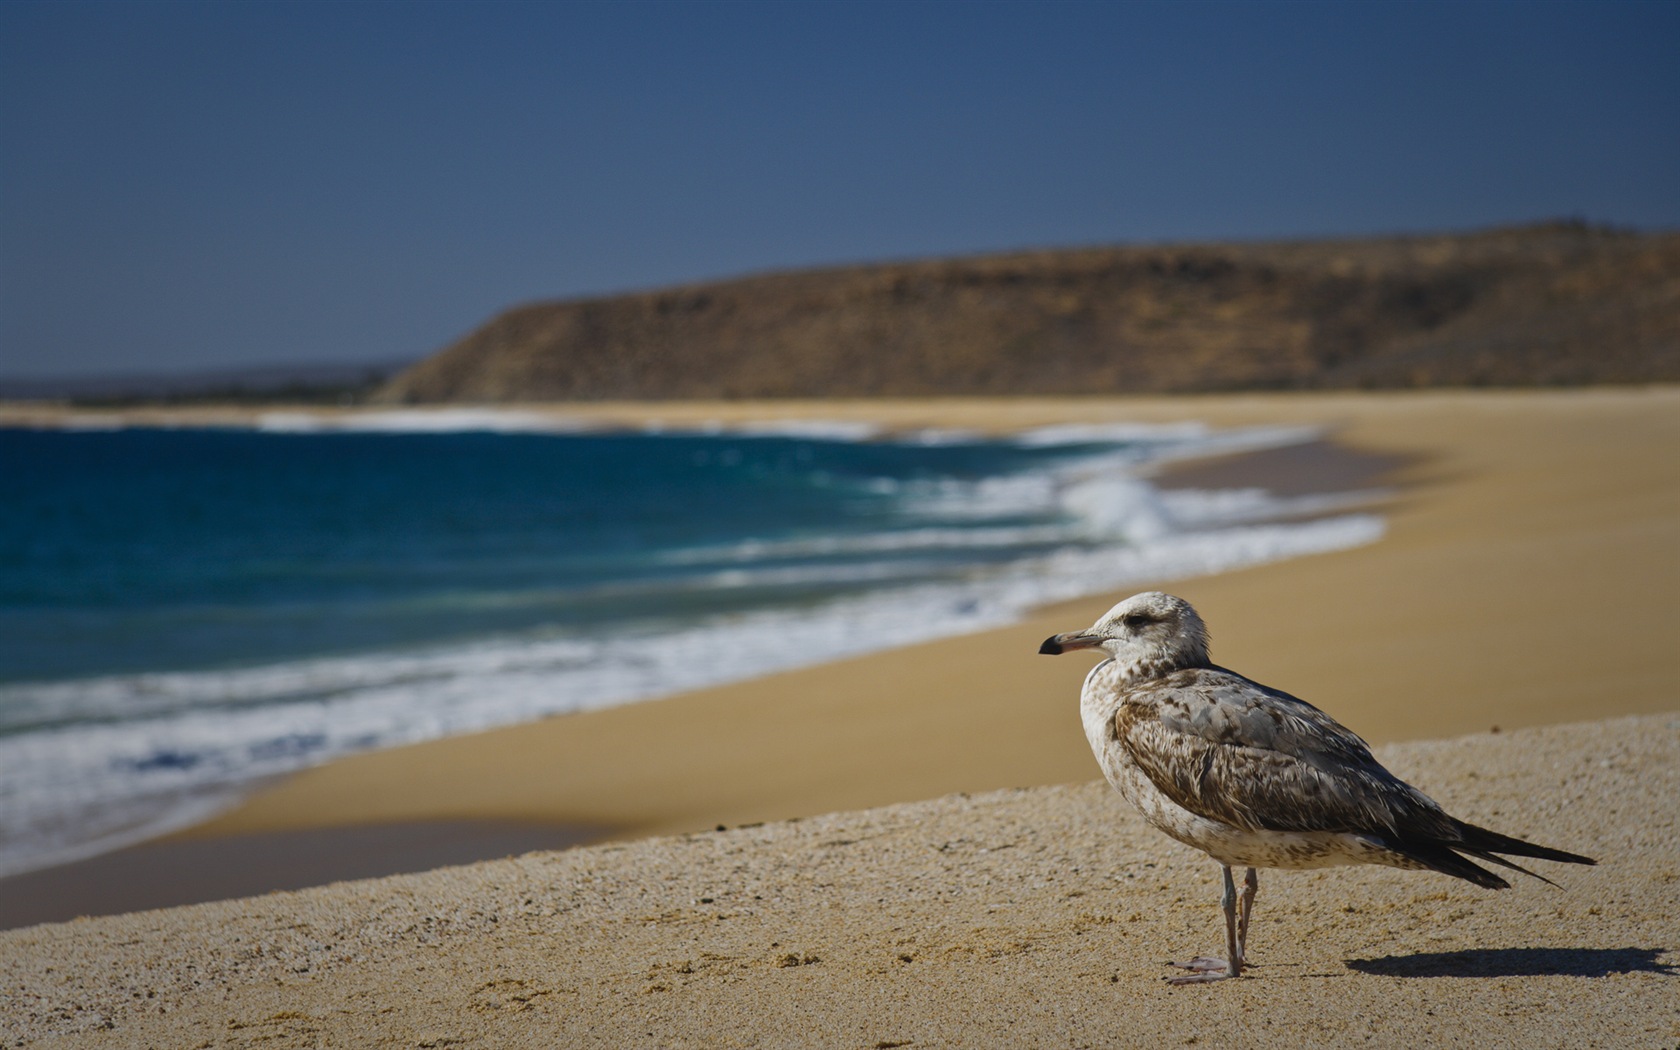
[1345,946,1675,979]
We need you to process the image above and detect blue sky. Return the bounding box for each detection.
[2,0,1676,379]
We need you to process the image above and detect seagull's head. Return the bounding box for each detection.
[1038,591,1210,672]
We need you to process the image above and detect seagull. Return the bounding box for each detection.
[1039,591,1594,985]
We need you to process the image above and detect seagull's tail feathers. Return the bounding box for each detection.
[1450,819,1597,881]
[1384,821,1594,891]
[1390,839,1512,890]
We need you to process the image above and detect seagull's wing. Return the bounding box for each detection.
[1114,666,1595,886]
[1114,667,1454,840]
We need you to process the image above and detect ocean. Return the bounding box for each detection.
[0,413,1384,876]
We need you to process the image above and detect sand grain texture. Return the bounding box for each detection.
[3,714,1676,1048]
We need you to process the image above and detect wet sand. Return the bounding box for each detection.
[0,822,599,930]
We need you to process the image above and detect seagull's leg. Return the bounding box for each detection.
[1220,865,1242,977]
[1235,867,1258,969]
[1167,865,1241,983]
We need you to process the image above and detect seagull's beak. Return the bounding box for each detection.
[1039,630,1102,656]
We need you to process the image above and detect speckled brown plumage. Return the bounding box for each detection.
[1040,591,1595,984]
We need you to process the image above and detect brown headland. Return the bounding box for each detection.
[376,222,1680,403]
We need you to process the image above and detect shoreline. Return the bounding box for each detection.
[4,386,1677,927]
[4,383,1673,437]
[0,821,600,930]
[0,432,1398,925]
[187,385,1680,827]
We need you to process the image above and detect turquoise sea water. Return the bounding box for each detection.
[0,416,1382,875]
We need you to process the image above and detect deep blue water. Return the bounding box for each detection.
[1,428,1075,684]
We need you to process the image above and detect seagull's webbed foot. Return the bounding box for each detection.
[1167,956,1228,973]
[1163,865,1251,986]
[1165,959,1239,985]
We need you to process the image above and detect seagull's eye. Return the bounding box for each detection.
[1120,613,1151,629]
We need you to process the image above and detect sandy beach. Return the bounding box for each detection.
[4,714,1675,1047]
[2,387,1677,1046]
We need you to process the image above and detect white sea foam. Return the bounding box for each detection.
[255,409,598,435]
[0,417,1389,877]
[1012,421,1214,446]
[724,419,884,441]
[1011,420,1324,458]
[253,409,884,440]
[658,524,1080,566]
[56,415,127,431]
[26,405,1317,457]
[1157,487,1392,526]
[901,427,987,445]
[0,520,1385,878]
